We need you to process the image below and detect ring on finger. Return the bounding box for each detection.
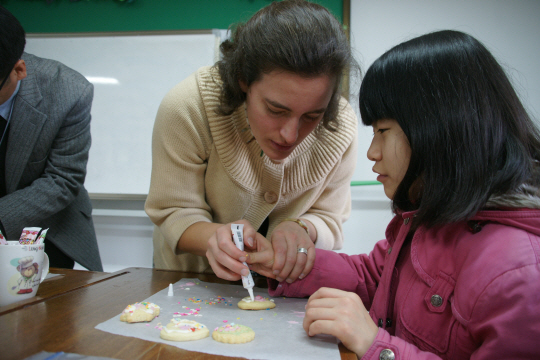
[297,247,308,255]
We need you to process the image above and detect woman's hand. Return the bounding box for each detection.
[270,219,315,283]
[244,236,275,278]
[205,219,260,281]
[303,287,378,358]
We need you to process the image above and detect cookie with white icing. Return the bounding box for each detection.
[160,319,209,341]
[120,302,160,323]
[212,323,255,344]
[237,295,276,310]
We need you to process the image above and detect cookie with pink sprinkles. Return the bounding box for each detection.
[160,319,209,341]
[237,295,276,310]
[212,323,255,344]
[119,302,160,323]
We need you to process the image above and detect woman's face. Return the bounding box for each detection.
[367,118,411,199]
[241,70,335,161]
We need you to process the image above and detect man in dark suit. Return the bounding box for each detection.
[0,6,102,271]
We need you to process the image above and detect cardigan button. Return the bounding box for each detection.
[379,349,395,360]
[431,294,443,307]
[264,191,277,204]
[404,217,410,225]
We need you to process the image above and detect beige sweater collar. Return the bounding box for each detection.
[198,66,356,193]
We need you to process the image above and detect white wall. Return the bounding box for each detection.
[75,199,154,272]
[26,33,217,196]
[340,186,393,256]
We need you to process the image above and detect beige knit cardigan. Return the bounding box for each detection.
[145,66,358,273]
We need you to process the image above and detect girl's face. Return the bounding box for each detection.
[240,70,335,161]
[368,119,411,199]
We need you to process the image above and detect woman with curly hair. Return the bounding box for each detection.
[145,0,358,283]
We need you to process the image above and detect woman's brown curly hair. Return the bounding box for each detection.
[216,0,354,131]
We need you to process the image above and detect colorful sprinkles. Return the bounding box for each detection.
[122,302,160,314]
[213,322,252,335]
[173,306,201,317]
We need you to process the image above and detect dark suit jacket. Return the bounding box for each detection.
[0,53,103,271]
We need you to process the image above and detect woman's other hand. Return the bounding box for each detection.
[271,219,315,283]
[244,235,275,278]
[303,287,378,358]
[206,220,257,281]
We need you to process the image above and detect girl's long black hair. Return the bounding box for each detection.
[360,30,540,228]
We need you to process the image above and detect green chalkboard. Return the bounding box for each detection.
[2,0,344,33]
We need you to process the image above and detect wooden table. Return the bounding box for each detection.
[0,267,355,360]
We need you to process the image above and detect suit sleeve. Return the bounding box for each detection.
[0,82,93,238]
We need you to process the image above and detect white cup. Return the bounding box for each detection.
[0,241,50,307]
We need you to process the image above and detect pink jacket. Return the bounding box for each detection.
[269,207,540,359]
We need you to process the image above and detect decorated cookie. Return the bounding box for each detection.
[120,302,160,323]
[160,319,209,342]
[212,323,255,344]
[237,295,276,310]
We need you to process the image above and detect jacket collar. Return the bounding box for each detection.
[5,53,47,192]
[17,53,43,108]
[485,182,540,210]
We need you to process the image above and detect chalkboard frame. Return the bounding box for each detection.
[3,0,346,33]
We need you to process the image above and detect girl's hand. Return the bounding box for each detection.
[205,220,259,281]
[303,287,378,358]
[270,220,315,283]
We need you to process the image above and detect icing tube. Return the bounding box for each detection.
[231,224,255,301]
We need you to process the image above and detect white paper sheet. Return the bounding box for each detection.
[95,278,340,360]
[44,273,63,280]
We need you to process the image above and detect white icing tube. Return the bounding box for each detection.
[231,224,255,301]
